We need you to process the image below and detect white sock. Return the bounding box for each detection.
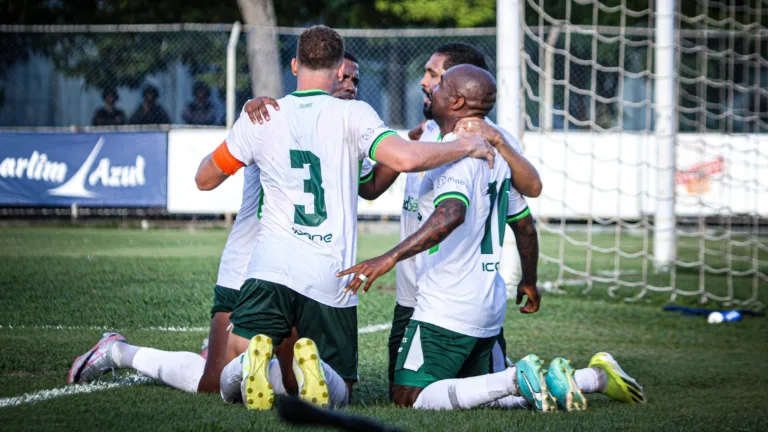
[413,367,517,410]
[127,347,204,393]
[268,359,287,396]
[484,395,529,409]
[111,342,141,368]
[220,354,244,403]
[574,367,607,394]
[320,361,349,407]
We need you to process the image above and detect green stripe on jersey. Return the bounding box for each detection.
[359,171,374,184]
[369,131,398,161]
[434,192,470,208]
[506,207,530,223]
[257,192,265,220]
[429,244,439,255]
[291,89,330,97]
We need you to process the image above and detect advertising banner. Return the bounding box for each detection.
[0,132,167,207]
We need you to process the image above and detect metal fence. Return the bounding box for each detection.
[1,24,766,131]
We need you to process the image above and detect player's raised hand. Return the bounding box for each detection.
[337,254,397,295]
[245,97,280,124]
[458,131,495,169]
[456,117,503,147]
[516,282,541,314]
[407,121,427,141]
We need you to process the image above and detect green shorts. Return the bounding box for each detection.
[229,278,359,381]
[387,303,415,383]
[210,285,240,318]
[394,320,495,389]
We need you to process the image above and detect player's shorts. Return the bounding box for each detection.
[394,319,496,389]
[210,285,241,318]
[491,327,511,372]
[229,278,358,381]
[387,303,415,383]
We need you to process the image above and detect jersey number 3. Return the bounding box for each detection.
[290,150,327,227]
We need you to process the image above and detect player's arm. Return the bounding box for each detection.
[456,118,542,198]
[195,142,244,190]
[337,198,467,294]
[373,132,494,173]
[358,163,400,200]
[195,112,254,190]
[507,205,541,314]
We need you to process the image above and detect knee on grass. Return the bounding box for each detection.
[393,386,422,408]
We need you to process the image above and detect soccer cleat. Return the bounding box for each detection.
[588,352,646,404]
[241,334,275,411]
[514,354,557,413]
[292,338,329,408]
[545,358,588,412]
[67,332,125,384]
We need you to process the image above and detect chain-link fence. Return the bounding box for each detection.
[1,24,766,131]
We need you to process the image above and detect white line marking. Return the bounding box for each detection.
[0,374,152,409]
[0,323,392,335]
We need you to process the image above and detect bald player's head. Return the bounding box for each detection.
[429,64,497,130]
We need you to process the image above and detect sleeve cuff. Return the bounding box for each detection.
[368,130,398,161]
[359,171,374,184]
[434,192,470,208]
[506,207,531,223]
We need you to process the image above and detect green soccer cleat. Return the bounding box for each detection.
[588,352,646,404]
[545,357,588,412]
[515,354,557,413]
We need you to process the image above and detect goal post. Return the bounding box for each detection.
[500,0,768,308]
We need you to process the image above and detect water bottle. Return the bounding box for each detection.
[723,310,742,322]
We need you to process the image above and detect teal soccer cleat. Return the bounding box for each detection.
[545,357,588,411]
[515,354,557,413]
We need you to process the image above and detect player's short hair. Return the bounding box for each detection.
[343,51,358,64]
[433,42,488,71]
[297,25,345,71]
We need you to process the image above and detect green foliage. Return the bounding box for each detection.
[374,0,496,28]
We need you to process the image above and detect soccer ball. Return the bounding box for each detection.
[707,311,724,324]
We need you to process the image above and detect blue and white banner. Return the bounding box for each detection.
[0,132,167,207]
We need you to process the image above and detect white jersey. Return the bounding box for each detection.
[395,118,528,309]
[412,132,529,338]
[224,90,394,308]
[215,165,263,290]
[214,159,373,291]
[395,120,440,307]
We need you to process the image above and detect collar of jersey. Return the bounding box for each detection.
[291,89,330,97]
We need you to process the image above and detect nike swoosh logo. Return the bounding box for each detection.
[521,371,543,402]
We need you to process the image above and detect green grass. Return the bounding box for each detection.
[0,227,766,431]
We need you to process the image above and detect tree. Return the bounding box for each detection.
[237,0,283,98]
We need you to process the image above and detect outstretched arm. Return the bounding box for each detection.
[456,118,542,197]
[337,199,467,294]
[508,212,541,313]
[373,133,495,173]
[358,163,401,200]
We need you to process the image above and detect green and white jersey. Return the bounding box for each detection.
[395,118,528,310]
[395,120,441,308]
[413,132,529,338]
[216,165,262,290]
[225,90,395,308]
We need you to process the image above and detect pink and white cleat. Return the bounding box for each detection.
[67,332,126,384]
[200,338,209,360]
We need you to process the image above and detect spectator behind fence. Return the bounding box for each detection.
[92,87,126,126]
[183,82,216,125]
[129,85,171,125]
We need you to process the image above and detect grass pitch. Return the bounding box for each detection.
[0,227,766,431]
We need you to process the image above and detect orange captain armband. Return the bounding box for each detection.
[212,141,245,176]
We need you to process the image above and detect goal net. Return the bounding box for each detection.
[501,0,768,309]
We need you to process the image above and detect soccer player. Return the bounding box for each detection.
[339,64,645,412]
[198,25,495,411]
[65,50,394,395]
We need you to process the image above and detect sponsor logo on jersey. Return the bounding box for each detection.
[482,262,500,272]
[402,196,418,213]
[436,176,466,188]
[299,102,313,109]
[291,227,333,243]
[362,128,374,140]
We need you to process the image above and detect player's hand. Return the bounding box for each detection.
[245,97,280,124]
[516,283,541,314]
[456,117,503,147]
[407,121,427,141]
[337,254,397,295]
[458,131,495,169]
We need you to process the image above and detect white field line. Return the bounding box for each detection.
[0,374,152,409]
[0,323,392,334]
[0,323,392,409]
